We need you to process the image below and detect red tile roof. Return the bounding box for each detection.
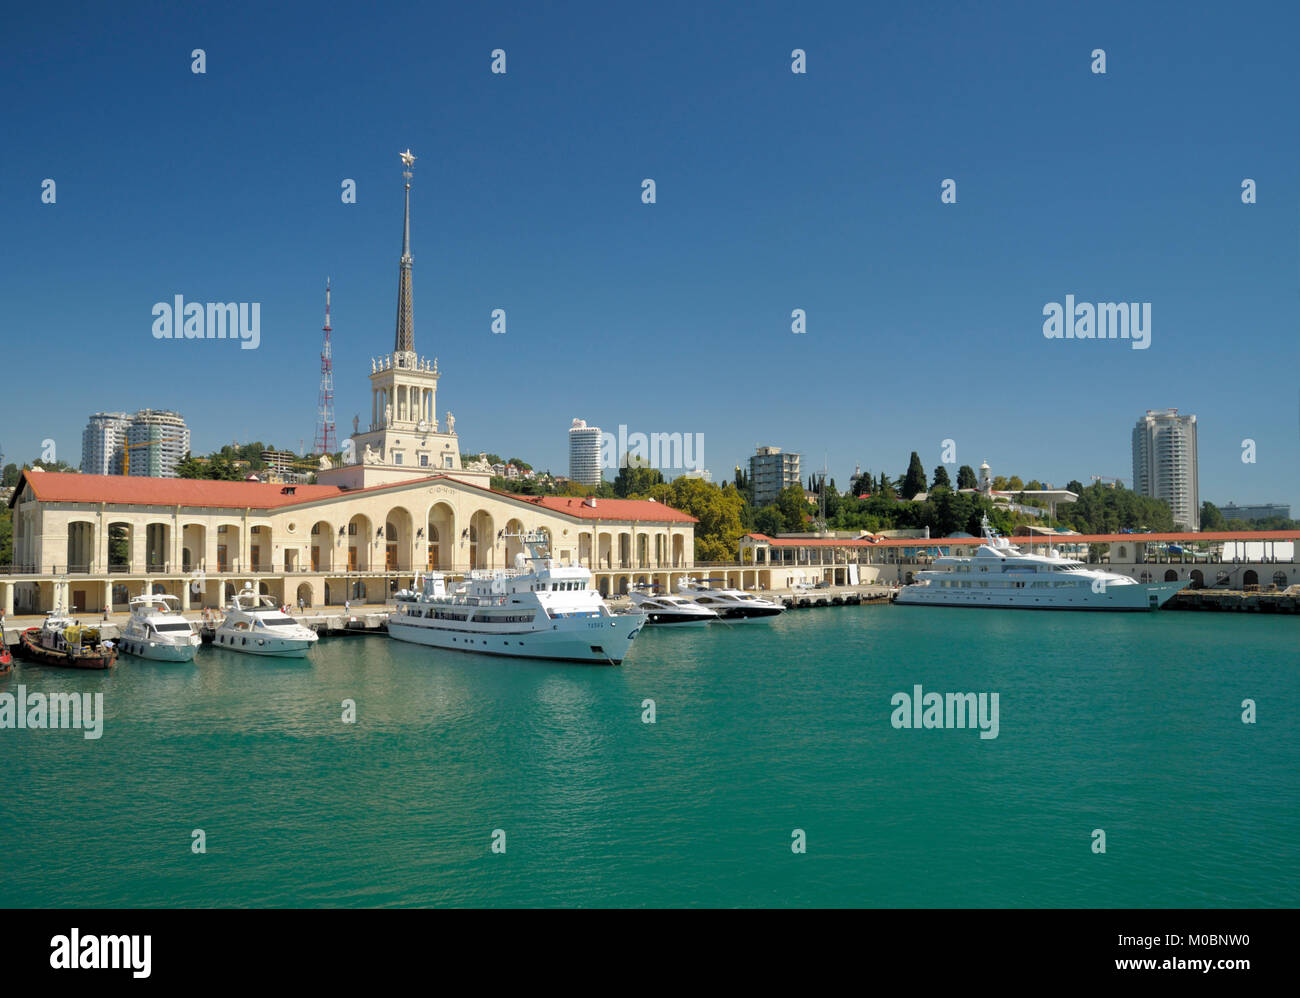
[13,471,346,509]
[529,495,697,523]
[11,471,698,523]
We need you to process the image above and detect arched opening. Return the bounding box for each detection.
[65,521,95,573]
[223,581,237,603]
[470,510,495,569]
[296,582,313,609]
[310,521,334,572]
[347,514,373,571]
[503,518,526,566]
[1164,569,1178,582]
[672,534,685,567]
[578,532,593,567]
[249,525,272,572]
[145,522,171,572]
[636,533,649,568]
[181,523,205,574]
[216,523,240,572]
[598,532,613,569]
[426,502,454,570]
[1116,545,1127,560]
[107,522,133,573]
[1190,569,1204,589]
[1273,571,1289,589]
[1243,569,1259,588]
[618,533,632,568]
[384,507,415,571]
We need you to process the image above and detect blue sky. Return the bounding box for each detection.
[1,0,1296,507]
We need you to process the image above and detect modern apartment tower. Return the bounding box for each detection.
[1131,408,1199,530]
[749,445,801,508]
[569,419,602,486]
[83,410,190,477]
[125,410,190,477]
[81,412,131,475]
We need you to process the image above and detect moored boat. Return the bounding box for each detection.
[0,632,12,675]
[212,585,319,657]
[894,516,1189,611]
[675,578,786,622]
[118,594,201,662]
[628,587,720,626]
[16,611,118,670]
[388,531,645,664]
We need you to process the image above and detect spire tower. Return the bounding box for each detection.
[313,279,337,455]
[394,149,416,354]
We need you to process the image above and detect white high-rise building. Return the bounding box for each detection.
[81,413,131,475]
[125,410,190,477]
[569,419,602,486]
[1132,408,1199,530]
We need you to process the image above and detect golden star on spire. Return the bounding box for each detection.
[400,149,416,169]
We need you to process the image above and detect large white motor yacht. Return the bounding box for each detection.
[388,532,645,664]
[213,585,319,657]
[118,594,201,662]
[675,578,786,622]
[628,587,720,626]
[894,517,1189,610]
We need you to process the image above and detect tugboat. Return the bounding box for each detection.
[17,610,118,670]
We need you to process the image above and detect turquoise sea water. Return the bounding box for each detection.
[2,606,1296,908]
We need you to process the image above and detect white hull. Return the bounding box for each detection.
[895,580,1187,611]
[116,638,198,662]
[387,615,643,664]
[212,630,315,657]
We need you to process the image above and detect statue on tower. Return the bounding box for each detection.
[445,411,455,434]
[384,402,392,427]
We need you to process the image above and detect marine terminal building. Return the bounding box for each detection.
[3,152,696,614]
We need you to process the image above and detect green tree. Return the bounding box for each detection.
[931,465,952,491]
[1200,501,1227,532]
[0,508,12,565]
[1066,480,1085,494]
[613,459,665,497]
[646,477,746,562]
[902,452,927,499]
[776,484,811,532]
[2,463,18,488]
[956,465,978,490]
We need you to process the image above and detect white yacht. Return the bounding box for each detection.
[628,587,720,626]
[675,578,786,622]
[894,517,1189,611]
[388,532,645,665]
[213,585,319,657]
[118,594,201,662]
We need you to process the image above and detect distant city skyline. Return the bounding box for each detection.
[2,3,1295,509]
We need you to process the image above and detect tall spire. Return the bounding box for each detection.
[394,149,417,353]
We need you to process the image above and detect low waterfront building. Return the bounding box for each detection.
[1220,502,1291,522]
[3,470,697,613]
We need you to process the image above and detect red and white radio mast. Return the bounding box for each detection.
[313,279,337,456]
